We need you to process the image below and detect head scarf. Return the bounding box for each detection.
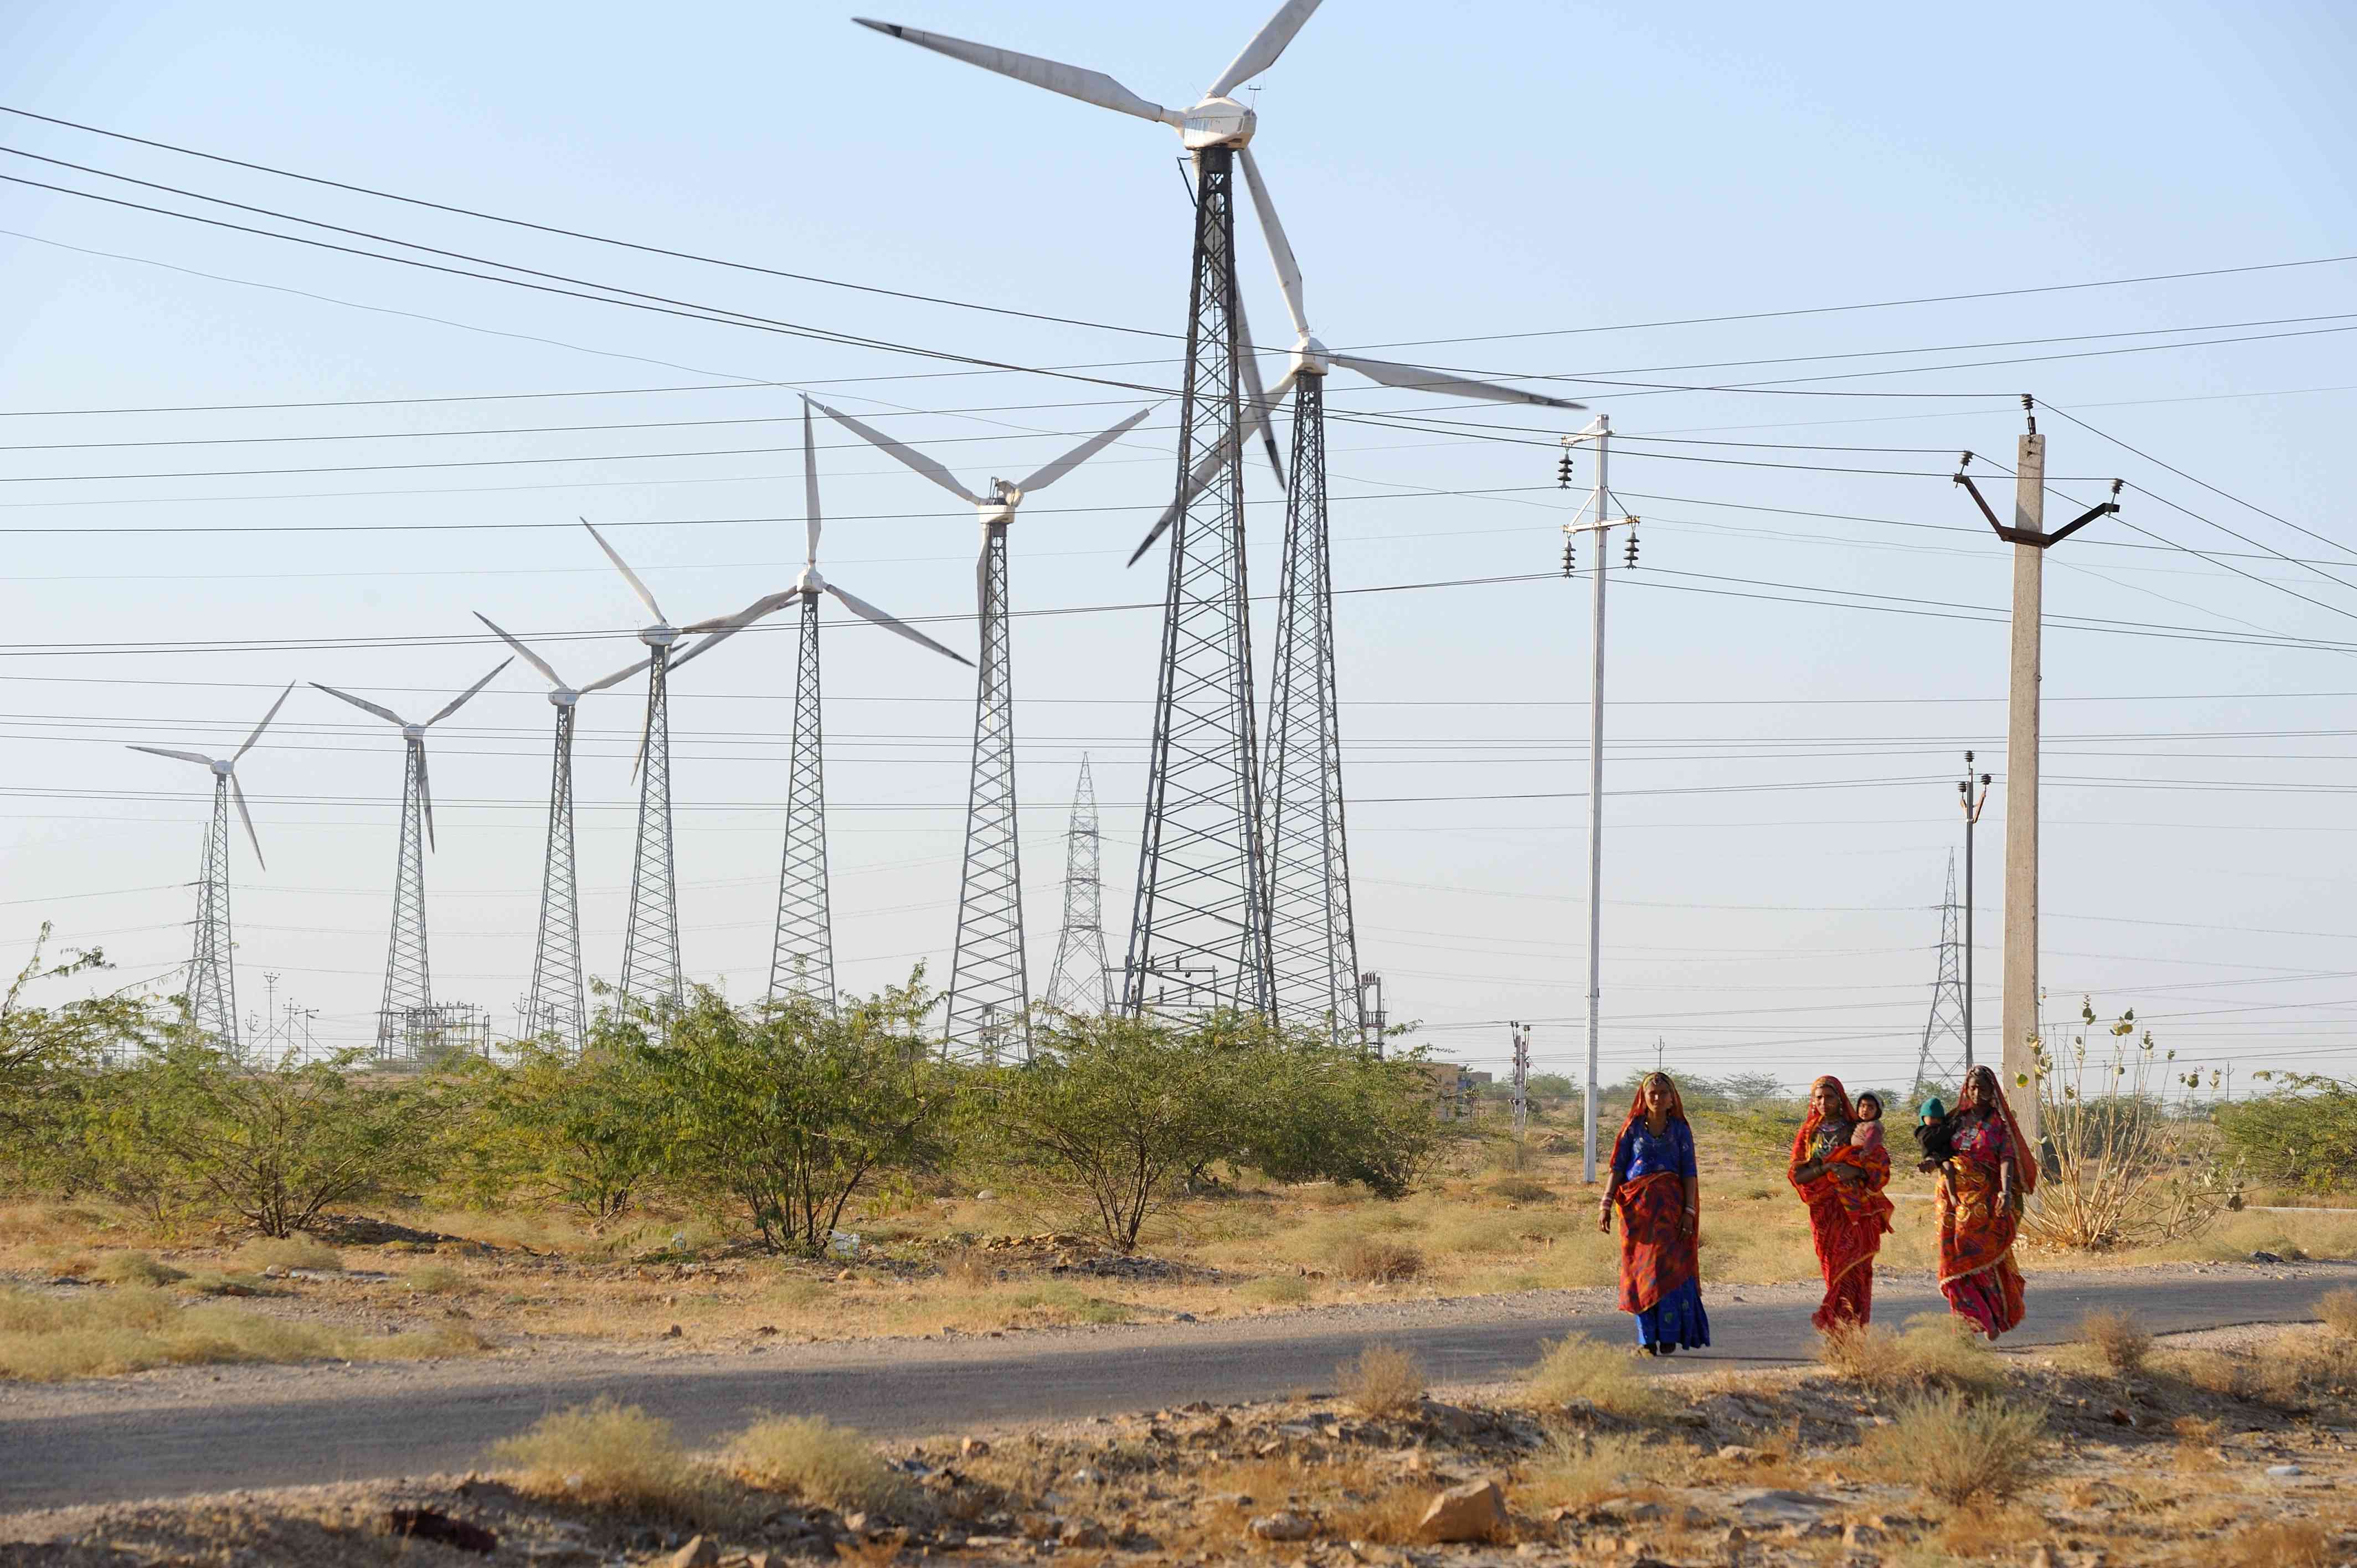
[1960,1064,2039,1193]
[1790,1074,1855,1170]
[1617,1070,1688,1144]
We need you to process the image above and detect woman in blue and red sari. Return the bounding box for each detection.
[1597,1071,1709,1355]
[1789,1075,1894,1332]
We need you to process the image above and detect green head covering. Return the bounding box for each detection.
[1918,1096,1947,1121]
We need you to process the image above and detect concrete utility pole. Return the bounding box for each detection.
[1510,1021,1531,1139]
[1954,401,2121,1146]
[1561,417,1639,1183]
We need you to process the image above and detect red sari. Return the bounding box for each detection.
[1788,1076,1893,1332]
[1936,1069,2036,1338]
[1609,1079,1708,1351]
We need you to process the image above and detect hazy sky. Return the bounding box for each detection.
[3,1,2355,1092]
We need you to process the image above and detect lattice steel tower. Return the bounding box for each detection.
[1124,143,1274,1020]
[773,591,835,1007]
[1044,756,1112,1016]
[1261,372,1361,1041]
[1914,852,1972,1095]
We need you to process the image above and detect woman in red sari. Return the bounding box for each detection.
[1788,1075,1893,1332]
[1597,1072,1708,1355]
[1933,1064,2035,1338]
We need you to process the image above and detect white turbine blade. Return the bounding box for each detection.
[802,397,822,569]
[1236,147,1309,339]
[426,657,513,726]
[578,653,654,695]
[473,612,569,690]
[810,398,980,504]
[128,744,218,769]
[1206,0,1323,99]
[1229,281,1286,492]
[1013,404,1156,496]
[1330,353,1587,410]
[855,18,1184,127]
[1123,364,1299,568]
[580,518,667,622]
[415,739,436,853]
[673,591,795,670]
[826,583,974,667]
[230,773,265,871]
[234,681,297,763]
[309,682,408,729]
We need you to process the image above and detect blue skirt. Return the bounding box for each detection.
[1632,1276,1711,1350]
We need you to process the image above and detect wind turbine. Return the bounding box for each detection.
[856,0,1326,1021]
[812,396,1149,1059]
[761,398,972,1009]
[311,661,510,1062]
[1129,160,1586,1042]
[126,682,294,1055]
[470,614,655,1055]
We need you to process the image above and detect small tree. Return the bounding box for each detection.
[637,979,951,1254]
[0,926,155,1147]
[2217,1074,2357,1192]
[440,1040,661,1225]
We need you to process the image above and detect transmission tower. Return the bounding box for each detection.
[1123,143,1274,1022]
[1044,756,1112,1016]
[772,593,835,1006]
[945,513,1028,1056]
[528,701,585,1050]
[189,772,241,1053]
[1262,372,1361,1042]
[620,646,684,1013]
[377,737,434,1059]
[1913,852,1972,1095]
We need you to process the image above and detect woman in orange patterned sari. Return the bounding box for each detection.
[1597,1072,1708,1355]
[1934,1064,2035,1338]
[1789,1075,1893,1332]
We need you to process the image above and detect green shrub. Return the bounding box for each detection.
[2218,1077,2357,1193]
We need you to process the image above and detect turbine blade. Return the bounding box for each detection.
[1229,280,1286,492]
[809,397,980,504]
[426,657,513,726]
[578,653,655,695]
[309,682,408,728]
[1236,146,1309,339]
[127,745,218,768]
[1119,367,1290,565]
[235,681,297,762]
[826,583,975,667]
[673,591,794,672]
[855,18,1185,127]
[473,612,569,690]
[581,518,667,622]
[231,773,265,871]
[1013,404,1156,496]
[415,739,436,853]
[802,396,822,568]
[1329,353,1587,410]
[1206,0,1323,99]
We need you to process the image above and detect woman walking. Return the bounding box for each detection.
[1789,1075,1893,1332]
[1934,1064,2035,1338]
[1597,1071,1709,1355]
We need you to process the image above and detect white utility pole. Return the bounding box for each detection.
[1510,1020,1531,1139]
[1953,400,2119,1148]
[1562,416,1638,1184]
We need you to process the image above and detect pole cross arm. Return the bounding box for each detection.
[1956,472,2119,548]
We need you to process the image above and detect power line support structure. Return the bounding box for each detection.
[946,516,1028,1057]
[1510,1020,1531,1139]
[375,739,433,1060]
[619,644,683,1014]
[527,702,585,1051]
[1263,369,1362,1043]
[1561,415,1639,1184]
[1914,852,1972,1095]
[189,773,240,1054]
[1044,756,1112,1017]
[1123,143,1274,1022]
[771,593,835,1007]
[1955,401,2119,1145]
[1957,750,1991,1070]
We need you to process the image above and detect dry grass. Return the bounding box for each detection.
[0,1285,485,1380]
[2318,1286,2357,1339]
[1519,1432,1664,1510]
[1522,1333,1661,1416]
[2078,1307,2153,1375]
[490,1399,706,1512]
[1860,1389,2045,1505]
[2171,1415,2225,1473]
[1818,1314,2003,1392]
[405,1264,467,1295]
[724,1414,910,1514]
[1238,1275,1312,1307]
[1488,1178,1554,1204]
[941,1249,997,1292]
[1337,1343,1424,1418]
[2220,1519,2333,1568]
[93,1251,186,1287]
[1330,1235,1424,1283]
[236,1237,342,1273]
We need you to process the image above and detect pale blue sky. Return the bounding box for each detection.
[2,1,2354,1089]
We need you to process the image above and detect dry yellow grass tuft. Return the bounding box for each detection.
[0,1285,486,1381]
[490,1399,706,1511]
[1860,1390,2044,1505]
[1519,1432,1663,1510]
[2220,1519,2332,1568]
[1238,1274,1312,1306]
[94,1251,186,1288]
[1522,1333,1661,1416]
[2078,1307,2153,1375]
[1818,1314,2003,1393]
[941,1249,997,1293]
[725,1414,910,1514]
[1337,1343,1424,1418]
[405,1265,467,1295]
[2318,1287,2357,1340]
[236,1237,342,1273]
[1331,1235,1424,1283]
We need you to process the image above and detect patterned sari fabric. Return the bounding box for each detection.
[1788,1075,1894,1332]
[1936,1070,2036,1338]
[1610,1080,1709,1352]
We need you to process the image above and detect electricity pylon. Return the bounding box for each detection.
[774,592,833,1005]
[1913,853,1972,1096]
[1044,756,1112,1017]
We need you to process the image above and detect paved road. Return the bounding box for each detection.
[1,1267,2341,1512]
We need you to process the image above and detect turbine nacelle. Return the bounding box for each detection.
[210,757,234,777]
[795,565,827,596]
[1181,96,1255,150]
[1291,333,1331,378]
[980,480,1020,528]
[640,623,681,649]
[548,688,580,709]
[401,724,426,744]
